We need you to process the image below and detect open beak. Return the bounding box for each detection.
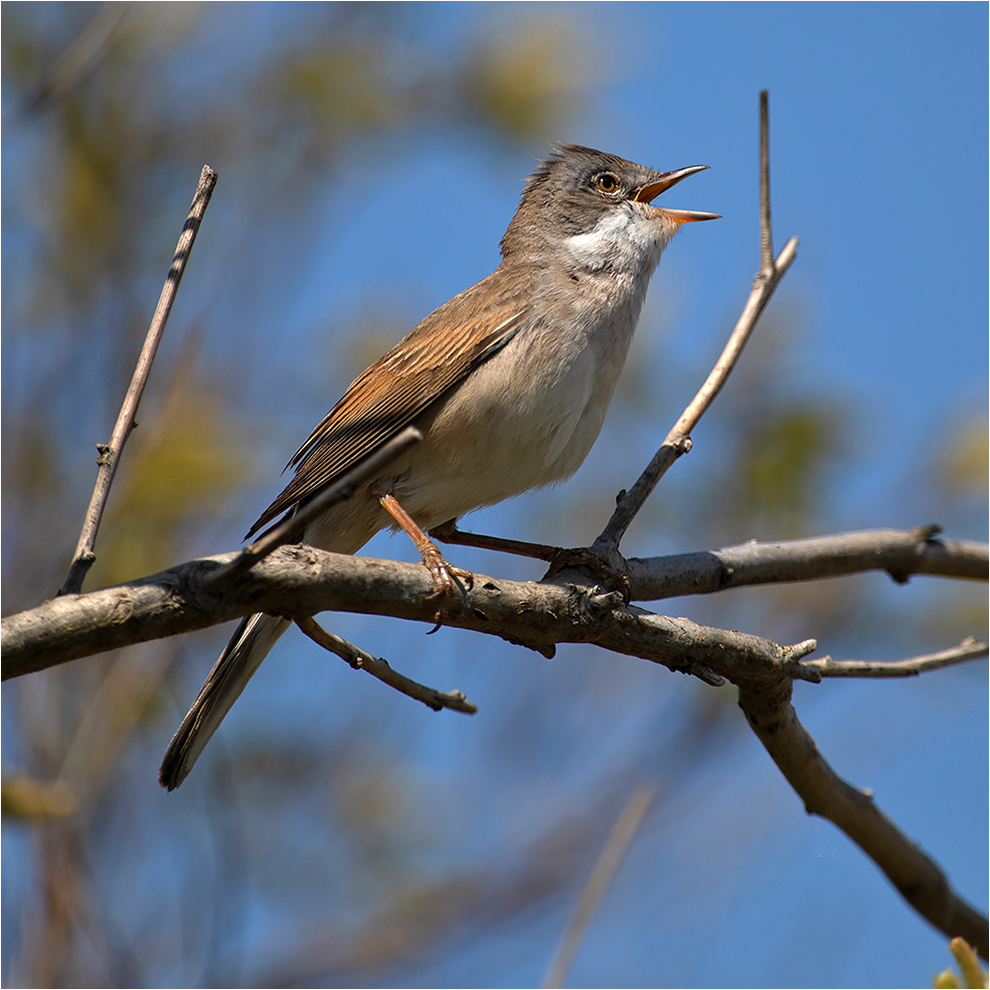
[633,164,721,224]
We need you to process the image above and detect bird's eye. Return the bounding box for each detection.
[595,173,620,194]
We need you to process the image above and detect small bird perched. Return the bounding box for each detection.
[160,143,719,789]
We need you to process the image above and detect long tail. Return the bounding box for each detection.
[159,613,290,790]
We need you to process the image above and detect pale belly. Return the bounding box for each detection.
[393,308,639,528]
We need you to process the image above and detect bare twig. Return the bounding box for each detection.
[803,639,988,678]
[206,426,423,587]
[594,91,798,552]
[295,615,477,715]
[739,679,989,957]
[759,89,773,274]
[543,784,655,989]
[58,165,218,596]
[431,521,562,564]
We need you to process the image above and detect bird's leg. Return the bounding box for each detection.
[378,495,473,616]
[430,520,630,599]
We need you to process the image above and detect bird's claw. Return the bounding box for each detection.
[421,545,473,630]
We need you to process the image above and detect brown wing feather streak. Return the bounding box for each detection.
[245,287,529,539]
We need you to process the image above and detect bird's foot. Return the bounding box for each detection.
[421,542,474,629]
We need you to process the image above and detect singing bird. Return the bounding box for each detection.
[160,143,718,789]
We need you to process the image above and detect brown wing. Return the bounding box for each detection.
[245,269,531,538]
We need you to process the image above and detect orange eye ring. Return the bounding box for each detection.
[594,173,620,194]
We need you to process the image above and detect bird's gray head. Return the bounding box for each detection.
[500,143,719,269]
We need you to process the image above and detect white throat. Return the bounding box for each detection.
[561,204,676,278]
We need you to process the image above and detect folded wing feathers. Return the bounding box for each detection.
[245,305,528,539]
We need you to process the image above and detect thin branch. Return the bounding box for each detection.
[594,234,799,552]
[432,522,562,563]
[295,615,477,715]
[58,164,218,596]
[738,679,989,957]
[206,426,422,587]
[543,784,654,989]
[759,89,773,274]
[803,639,988,678]
[595,87,797,552]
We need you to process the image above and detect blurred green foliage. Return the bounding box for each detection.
[730,402,840,539]
[939,420,989,497]
[464,18,586,138]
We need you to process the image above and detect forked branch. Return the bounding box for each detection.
[4,530,985,679]
[596,90,796,552]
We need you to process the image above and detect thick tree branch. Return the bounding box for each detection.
[738,678,989,957]
[0,546,822,685]
[625,525,988,600]
[58,164,218,596]
[4,537,985,957]
[6,528,986,679]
